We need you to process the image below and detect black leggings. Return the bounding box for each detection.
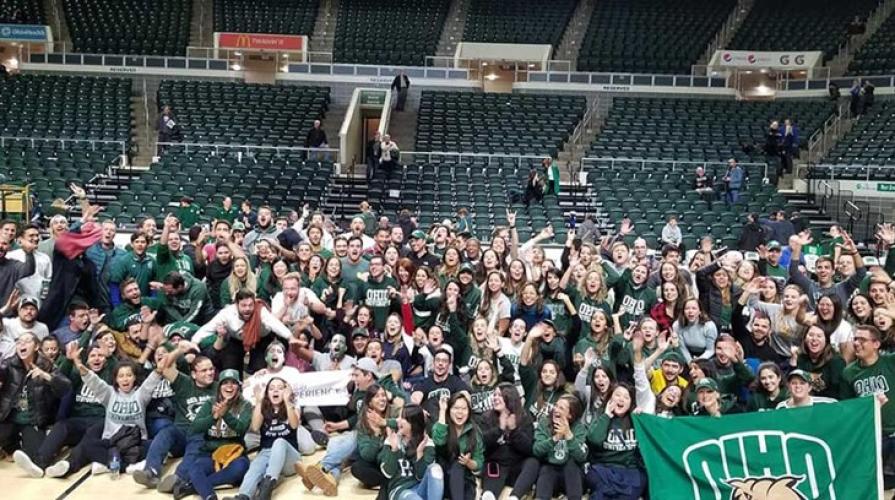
[535,461,584,500]
[350,459,387,500]
[36,416,102,468]
[481,457,540,498]
[65,423,109,475]
[0,421,47,457]
[443,461,475,500]
[207,335,274,374]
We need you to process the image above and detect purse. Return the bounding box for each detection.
[212,443,245,472]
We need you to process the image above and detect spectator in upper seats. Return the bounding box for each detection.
[863,80,875,114]
[239,200,258,230]
[380,134,400,181]
[365,131,381,182]
[523,168,545,207]
[737,213,766,252]
[215,197,239,224]
[305,120,328,161]
[391,71,411,112]
[723,159,743,206]
[849,78,863,117]
[177,196,202,229]
[661,216,682,248]
[542,157,560,196]
[781,118,799,175]
[578,215,599,245]
[692,166,714,208]
[157,106,181,153]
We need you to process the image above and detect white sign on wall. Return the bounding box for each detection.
[709,50,822,69]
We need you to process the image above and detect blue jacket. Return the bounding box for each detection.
[727,166,744,190]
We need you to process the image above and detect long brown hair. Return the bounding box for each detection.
[260,376,289,420]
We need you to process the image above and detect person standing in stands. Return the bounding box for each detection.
[157,105,181,153]
[391,71,411,112]
[380,135,400,182]
[692,166,714,208]
[781,118,800,174]
[365,131,381,182]
[305,120,328,162]
[177,196,202,229]
[542,157,560,196]
[723,159,743,206]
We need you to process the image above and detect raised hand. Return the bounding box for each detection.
[877,223,895,246]
[506,210,516,227]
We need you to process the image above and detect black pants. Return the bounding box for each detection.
[351,458,387,500]
[65,422,108,475]
[535,461,584,500]
[442,461,475,500]
[37,416,102,468]
[0,420,48,458]
[207,335,275,374]
[482,457,540,498]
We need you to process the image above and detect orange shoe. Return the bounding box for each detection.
[293,461,315,491]
[305,463,338,496]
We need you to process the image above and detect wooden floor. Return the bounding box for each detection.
[0,449,382,500]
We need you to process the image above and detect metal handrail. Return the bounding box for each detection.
[0,136,127,158]
[396,151,550,166]
[581,156,769,179]
[156,142,339,156]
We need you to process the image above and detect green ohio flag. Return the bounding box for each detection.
[633,398,882,500]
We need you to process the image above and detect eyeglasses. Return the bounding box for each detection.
[854,337,877,344]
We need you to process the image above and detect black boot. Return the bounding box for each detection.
[173,479,197,500]
[255,475,278,500]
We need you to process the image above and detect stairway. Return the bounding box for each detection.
[321,103,347,158]
[826,0,895,76]
[552,0,596,71]
[386,109,418,154]
[435,0,470,58]
[697,0,754,66]
[188,0,213,49]
[131,79,160,167]
[321,175,368,222]
[309,0,340,58]
[43,0,71,47]
[778,189,837,233]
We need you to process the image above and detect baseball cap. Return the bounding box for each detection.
[125,314,143,329]
[458,263,475,275]
[218,369,241,384]
[19,296,39,309]
[231,221,246,232]
[410,230,427,240]
[354,357,378,374]
[694,378,719,393]
[164,321,199,340]
[541,319,557,331]
[787,369,812,383]
[351,327,370,338]
[767,240,782,251]
[660,351,686,366]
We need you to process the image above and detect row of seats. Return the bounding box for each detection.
[577,0,735,75]
[0,74,132,143]
[156,81,330,146]
[587,97,834,163]
[462,0,576,47]
[415,91,585,156]
[63,0,191,56]
[729,0,879,62]
[849,12,895,75]
[825,97,895,164]
[333,0,449,66]
[111,151,333,223]
[213,0,318,36]
[0,0,44,24]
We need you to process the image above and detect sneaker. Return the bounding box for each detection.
[305,463,338,497]
[45,460,70,478]
[13,450,44,478]
[256,475,278,500]
[133,468,160,488]
[481,492,496,500]
[173,479,196,500]
[91,462,110,475]
[221,496,250,500]
[158,474,178,493]
[311,430,329,447]
[293,462,315,491]
[125,460,145,474]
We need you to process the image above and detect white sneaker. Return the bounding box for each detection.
[481,492,496,500]
[13,450,44,478]
[91,462,110,475]
[45,460,70,478]
[126,460,145,474]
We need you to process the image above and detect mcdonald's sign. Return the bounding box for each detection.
[216,32,305,51]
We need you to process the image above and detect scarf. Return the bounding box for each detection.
[242,299,268,353]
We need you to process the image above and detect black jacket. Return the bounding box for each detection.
[480,409,534,467]
[0,355,71,428]
[737,222,767,251]
[108,425,144,465]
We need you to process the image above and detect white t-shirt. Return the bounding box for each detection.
[270,288,321,324]
[775,396,838,409]
[0,317,50,359]
[829,321,854,352]
[480,291,511,325]
[7,248,52,300]
[311,351,356,372]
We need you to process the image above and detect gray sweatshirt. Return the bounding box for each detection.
[673,320,719,362]
[83,369,163,439]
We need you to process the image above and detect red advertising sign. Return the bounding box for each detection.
[217,32,305,51]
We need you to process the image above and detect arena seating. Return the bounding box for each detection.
[156,81,330,146]
[461,0,576,46]
[0,74,132,142]
[62,0,191,56]
[213,0,319,36]
[587,97,834,164]
[0,0,45,24]
[728,0,879,62]
[111,151,333,223]
[333,0,449,66]
[415,91,586,156]
[849,15,895,75]
[576,0,735,74]
[369,159,566,240]
[821,98,895,171]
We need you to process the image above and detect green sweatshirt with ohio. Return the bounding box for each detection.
[533,417,588,465]
[189,396,253,452]
[432,420,484,483]
[586,413,639,468]
[613,269,657,329]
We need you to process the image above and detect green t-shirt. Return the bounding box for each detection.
[12,386,32,425]
[171,372,217,429]
[842,354,895,434]
[577,295,612,339]
[357,275,397,331]
[108,296,162,331]
[177,204,202,228]
[215,206,239,224]
[155,244,194,281]
[109,252,156,296]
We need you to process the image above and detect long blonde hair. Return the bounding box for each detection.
[227,256,258,302]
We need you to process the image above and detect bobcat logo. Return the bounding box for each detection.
[726,476,807,500]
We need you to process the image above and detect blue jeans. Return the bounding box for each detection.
[585,463,645,500]
[175,434,207,480]
[725,188,739,205]
[188,454,250,499]
[148,418,173,439]
[320,430,356,480]
[396,463,444,500]
[238,438,299,496]
[145,425,188,475]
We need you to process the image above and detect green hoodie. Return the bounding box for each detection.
[159,274,213,325]
[109,251,156,296]
[586,413,638,468]
[108,296,162,331]
[544,287,579,336]
[356,275,398,331]
[613,269,657,329]
[356,418,398,463]
[432,420,484,483]
[154,244,194,281]
[533,417,588,465]
[190,396,253,452]
[379,438,437,500]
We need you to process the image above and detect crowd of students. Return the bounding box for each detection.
[0,192,894,500]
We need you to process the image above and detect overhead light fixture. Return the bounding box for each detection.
[486,73,499,81]
[281,65,289,72]
[482,61,488,66]
[528,63,535,68]
[234,51,243,57]
[232,63,242,71]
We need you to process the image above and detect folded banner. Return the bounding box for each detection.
[633,398,881,500]
[242,369,352,407]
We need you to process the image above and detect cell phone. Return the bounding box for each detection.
[569,212,577,230]
[486,462,500,478]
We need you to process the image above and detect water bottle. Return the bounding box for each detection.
[109,450,121,480]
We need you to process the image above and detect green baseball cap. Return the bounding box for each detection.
[458,263,475,275]
[164,321,199,340]
[694,378,719,393]
[767,240,782,251]
[219,369,241,384]
[787,369,811,383]
[660,351,686,366]
[410,230,428,240]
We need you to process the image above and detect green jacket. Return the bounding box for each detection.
[379,438,436,500]
[412,290,442,331]
[109,251,156,296]
[215,206,239,224]
[190,397,252,452]
[432,420,484,481]
[159,274,213,325]
[586,413,638,468]
[533,418,588,465]
[108,296,162,331]
[155,244,194,281]
[177,204,202,228]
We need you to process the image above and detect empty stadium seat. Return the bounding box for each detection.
[333,0,449,66]
[824,97,895,169]
[0,0,45,24]
[63,0,191,56]
[462,0,576,46]
[577,0,735,74]
[849,15,895,75]
[156,81,330,146]
[415,91,585,156]
[213,0,319,36]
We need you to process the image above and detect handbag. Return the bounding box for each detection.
[212,443,245,472]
